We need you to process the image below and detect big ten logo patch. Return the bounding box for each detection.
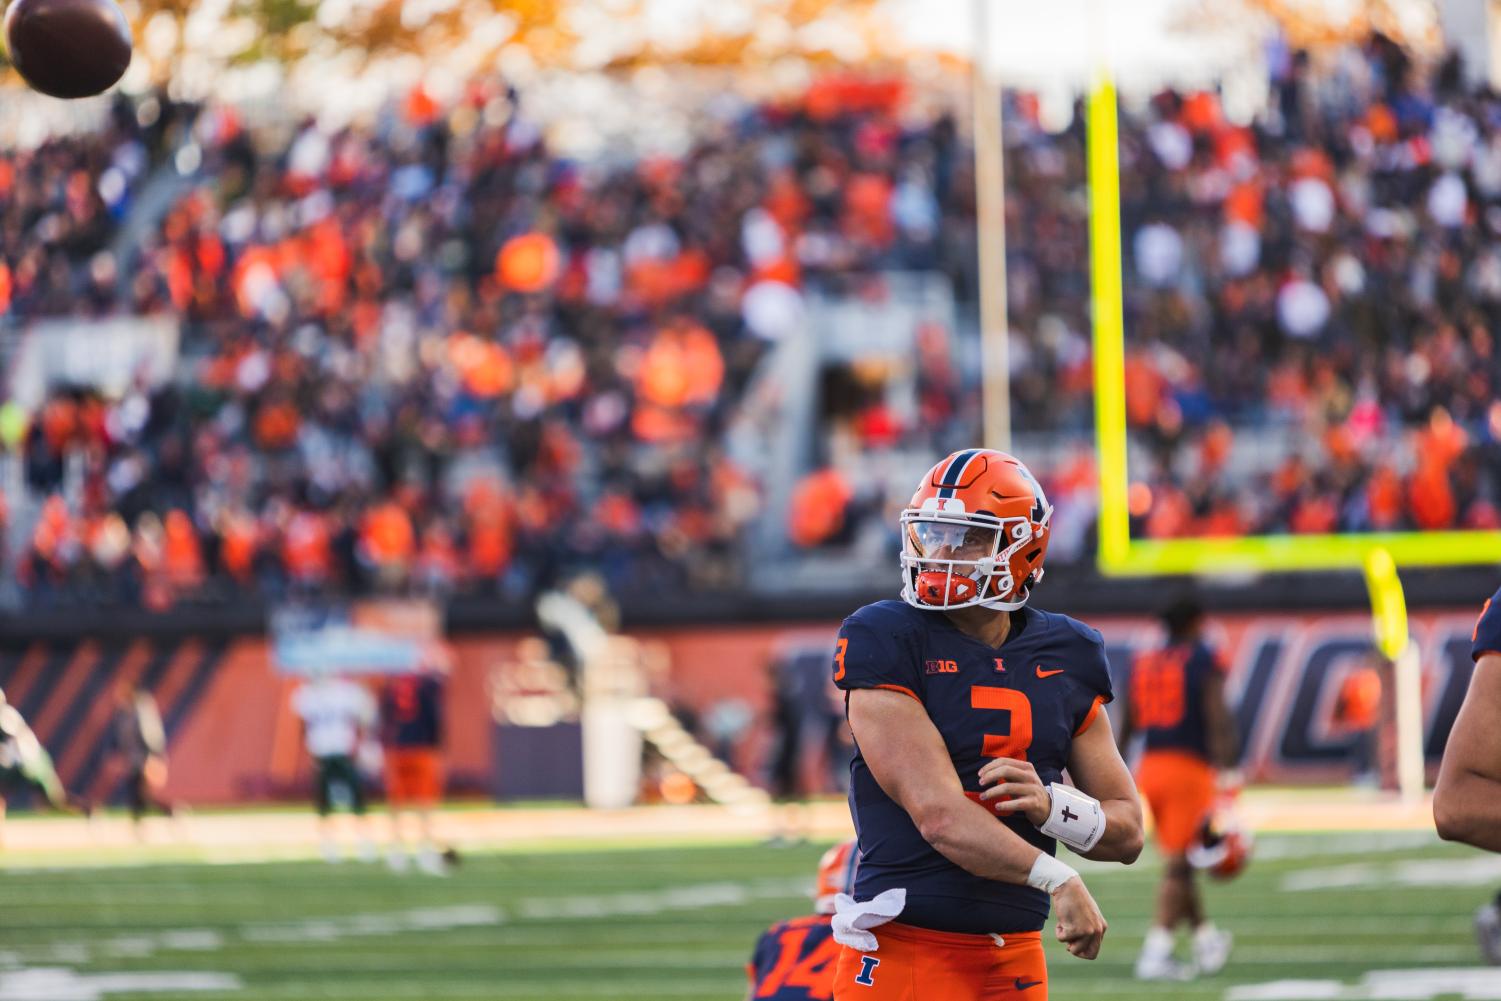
[925,659,959,675]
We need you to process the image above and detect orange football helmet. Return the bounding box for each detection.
[814,839,860,915]
[900,449,1052,611]
[1187,806,1254,881]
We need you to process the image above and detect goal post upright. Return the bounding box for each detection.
[1084,70,1497,800]
[1363,548,1425,804]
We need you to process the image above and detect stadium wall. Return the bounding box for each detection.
[0,607,1485,806]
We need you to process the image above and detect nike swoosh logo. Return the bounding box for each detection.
[1014,978,1043,991]
[1035,667,1064,678]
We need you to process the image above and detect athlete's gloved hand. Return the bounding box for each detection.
[1052,877,1107,960]
[977,757,1050,826]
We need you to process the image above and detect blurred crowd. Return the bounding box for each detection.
[7,34,1501,610]
[3,77,972,608]
[1009,34,1501,542]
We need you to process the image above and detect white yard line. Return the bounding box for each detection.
[1227,968,1501,1001]
[1283,855,1501,892]
[0,968,241,1001]
[0,877,811,969]
[1252,830,1441,861]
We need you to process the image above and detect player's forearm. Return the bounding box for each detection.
[1208,713,1239,770]
[911,794,1044,886]
[1204,677,1240,769]
[1075,796,1143,864]
[1434,771,1501,852]
[1209,734,1237,771]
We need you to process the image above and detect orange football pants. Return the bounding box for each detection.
[384,748,443,807]
[1136,750,1216,855]
[833,923,1047,1000]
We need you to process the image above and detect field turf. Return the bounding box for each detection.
[0,828,1493,1000]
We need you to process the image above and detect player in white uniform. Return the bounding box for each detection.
[291,674,378,863]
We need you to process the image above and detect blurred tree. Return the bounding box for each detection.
[113,0,566,84]
[595,0,890,69]
[121,0,895,80]
[1235,0,1439,50]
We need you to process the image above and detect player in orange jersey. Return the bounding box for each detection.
[745,841,859,1000]
[380,654,450,875]
[1117,597,1238,980]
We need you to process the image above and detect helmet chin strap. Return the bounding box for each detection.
[976,587,1031,612]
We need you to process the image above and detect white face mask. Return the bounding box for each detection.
[898,508,1047,612]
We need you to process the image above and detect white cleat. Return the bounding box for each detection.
[1134,955,1196,982]
[416,848,450,877]
[1193,926,1233,976]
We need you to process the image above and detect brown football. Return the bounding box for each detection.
[5,0,132,100]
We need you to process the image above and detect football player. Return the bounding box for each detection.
[1115,597,1238,980]
[745,840,859,1000]
[830,449,1143,1001]
[107,683,177,829]
[0,687,90,840]
[1433,584,1501,964]
[381,654,451,875]
[292,671,379,863]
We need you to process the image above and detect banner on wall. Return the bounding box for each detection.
[270,600,442,676]
[33,604,1485,805]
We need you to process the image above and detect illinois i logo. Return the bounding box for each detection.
[994,658,1006,673]
[854,956,880,987]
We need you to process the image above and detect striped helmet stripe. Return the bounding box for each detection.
[937,449,980,499]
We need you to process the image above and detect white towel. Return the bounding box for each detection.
[831,888,907,952]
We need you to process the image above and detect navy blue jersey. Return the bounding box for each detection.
[381,674,443,748]
[833,600,1113,936]
[746,914,838,999]
[1473,586,1501,662]
[1127,641,1226,760]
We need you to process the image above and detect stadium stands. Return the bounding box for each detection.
[4,36,1501,611]
[2,79,972,608]
[1009,35,1501,545]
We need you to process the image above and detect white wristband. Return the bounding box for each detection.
[1026,852,1078,894]
[1039,782,1106,853]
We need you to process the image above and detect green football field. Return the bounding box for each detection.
[0,828,1494,1001]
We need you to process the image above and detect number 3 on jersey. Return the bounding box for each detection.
[971,686,1033,761]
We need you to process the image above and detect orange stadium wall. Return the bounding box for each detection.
[0,608,1482,806]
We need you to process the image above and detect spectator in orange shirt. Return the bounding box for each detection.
[283,506,334,589]
[161,509,205,597]
[360,500,416,589]
[788,469,854,549]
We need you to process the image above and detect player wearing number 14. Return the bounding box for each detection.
[829,449,1144,1001]
[744,840,860,999]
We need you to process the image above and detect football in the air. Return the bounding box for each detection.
[4,0,132,99]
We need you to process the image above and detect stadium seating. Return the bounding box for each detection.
[3,37,1500,610]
